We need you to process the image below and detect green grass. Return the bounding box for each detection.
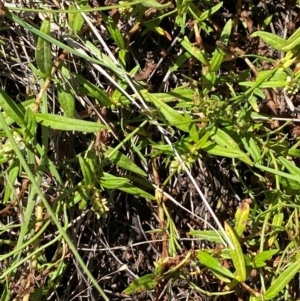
[1,0,300,300]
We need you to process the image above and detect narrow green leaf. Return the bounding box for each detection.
[100,173,154,199]
[68,4,85,34]
[189,230,223,244]
[202,72,217,95]
[75,74,112,107]
[264,258,300,300]
[0,99,34,130]
[35,17,52,76]
[24,108,37,138]
[281,27,300,52]
[124,175,153,190]
[244,68,279,96]
[252,250,278,268]
[197,2,223,22]
[234,201,250,237]
[263,15,273,27]
[106,146,147,177]
[210,128,240,149]
[58,63,75,118]
[118,184,155,200]
[100,173,129,189]
[225,221,246,282]
[58,86,75,118]
[255,162,300,182]
[149,94,199,141]
[197,251,235,279]
[100,13,125,49]
[4,160,20,204]
[35,113,108,132]
[268,213,284,247]
[241,134,262,163]
[250,31,287,51]
[179,36,209,65]
[278,156,300,193]
[170,52,191,72]
[78,155,95,187]
[141,0,171,8]
[84,40,125,76]
[195,131,210,150]
[279,156,300,179]
[122,274,157,295]
[288,147,300,158]
[210,19,232,72]
[202,142,252,165]
[0,88,26,126]
[239,81,286,88]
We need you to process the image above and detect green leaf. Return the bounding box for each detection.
[250,31,287,51]
[241,134,262,163]
[234,201,250,237]
[278,156,300,193]
[141,0,170,8]
[178,36,209,65]
[210,19,232,72]
[118,184,155,200]
[100,173,129,189]
[194,131,210,150]
[0,88,26,126]
[279,156,300,179]
[4,160,20,204]
[281,26,300,52]
[280,177,300,194]
[244,68,279,97]
[58,63,75,118]
[68,4,85,35]
[170,52,191,72]
[239,81,286,88]
[210,128,240,149]
[100,173,154,199]
[100,13,125,49]
[0,99,34,130]
[288,147,300,158]
[263,15,273,27]
[240,68,287,88]
[78,155,95,187]
[255,162,300,182]
[35,17,52,76]
[122,274,157,295]
[225,222,246,282]
[35,113,108,132]
[202,72,216,95]
[252,250,278,268]
[197,2,223,22]
[202,141,252,165]
[24,108,37,138]
[75,75,112,107]
[84,40,125,76]
[106,146,147,177]
[197,250,235,279]
[189,230,224,244]
[268,213,284,247]
[124,175,153,190]
[149,94,199,142]
[58,85,75,118]
[263,257,300,300]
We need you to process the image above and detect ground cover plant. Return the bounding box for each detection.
[0,0,300,300]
